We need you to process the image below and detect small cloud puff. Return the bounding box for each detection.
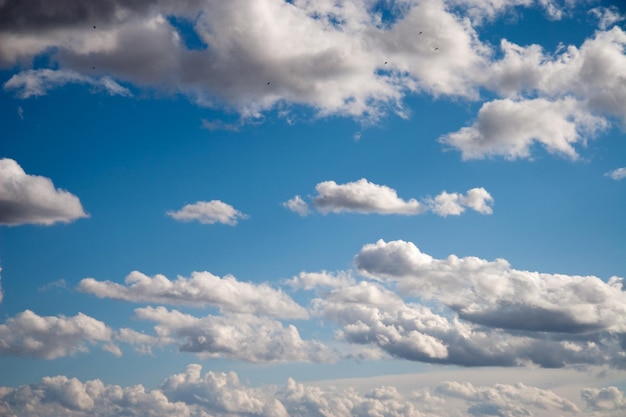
[167,200,248,225]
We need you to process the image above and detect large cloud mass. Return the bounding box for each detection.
[0,158,88,226]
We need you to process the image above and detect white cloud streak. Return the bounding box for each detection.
[166,200,248,225]
[0,158,88,226]
[79,270,308,319]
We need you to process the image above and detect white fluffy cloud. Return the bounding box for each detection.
[312,280,620,367]
[135,306,334,363]
[166,200,248,225]
[439,97,608,160]
[312,178,423,215]
[0,310,115,359]
[289,179,493,216]
[355,239,626,334]
[0,158,88,226]
[79,270,308,319]
[581,386,626,412]
[282,195,309,216]
[605,167,626,180]
[0,363,599,417]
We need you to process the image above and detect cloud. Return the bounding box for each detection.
[134,306,334,363]
[581,386,626,412]
[605,167,626,180]
[4,69,132,98]
[201,118,240,131]
[290,179,494,217]
[313,280,624,368]
[0,310,115,359]
[355,239,626,334]
[439,97,608,160]
[282,195,309,216]
[0,158,89,226]
[0,363,597,417]
[285,270,356,290]
[166,200,248,225]
[0,266,3,303]
[0,0,489,119]
[311,178,423,215]
[426,187,494,216]
[435,381,579,416]
[79,270,308,319]
[589,6,625,30]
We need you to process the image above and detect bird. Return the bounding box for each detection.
[418,31,423,34]
[93,25,96,29]
[384,61,388,65]
[267,82,271,85]
[434,47,439,51]
[92,66,96,69]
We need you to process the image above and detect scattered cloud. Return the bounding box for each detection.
[0,158,89,226]
[0,310,115,359]
[355,239,626,334]
[135,306,334,363]
[17,105,23,119]
[282,195,309,216]
[79,270,308,319]
[439,97,608,160]
[166,200,248,225]
[288,179,494,216]
[581,386,626,412]
[605,167,626,180]
[38,279,68,292]
[201,118,240,132]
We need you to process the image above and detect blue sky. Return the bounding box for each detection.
[1,0,626,416]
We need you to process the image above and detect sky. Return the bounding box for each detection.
[0,0,626,416]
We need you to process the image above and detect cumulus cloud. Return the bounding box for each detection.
[605,167,626,180]
[439,97,608,160]
[355,239,626,334]
[581,386,626,412]
[426,187,494,216]
[0,0,489,119]
[0,364,595,417]
[4,69,132,98]
[0,310,115,359]
[135,306,334,363]
[166,200,248,225]
[79,270,308,319]
[0,158,89,226]
[290,179,493,216]
[589,6,625,30]
[311,178,423,215]
[312,280,621,368]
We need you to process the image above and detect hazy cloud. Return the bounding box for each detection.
[581,386,626,412]
[605,167,626,180]
[79,270,308,319]
[0,158,88,226]
[285,270,356,291]
[166,200,248,225]
[355,239,626,334]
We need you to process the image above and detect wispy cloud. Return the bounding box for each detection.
[605,167,626,180]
